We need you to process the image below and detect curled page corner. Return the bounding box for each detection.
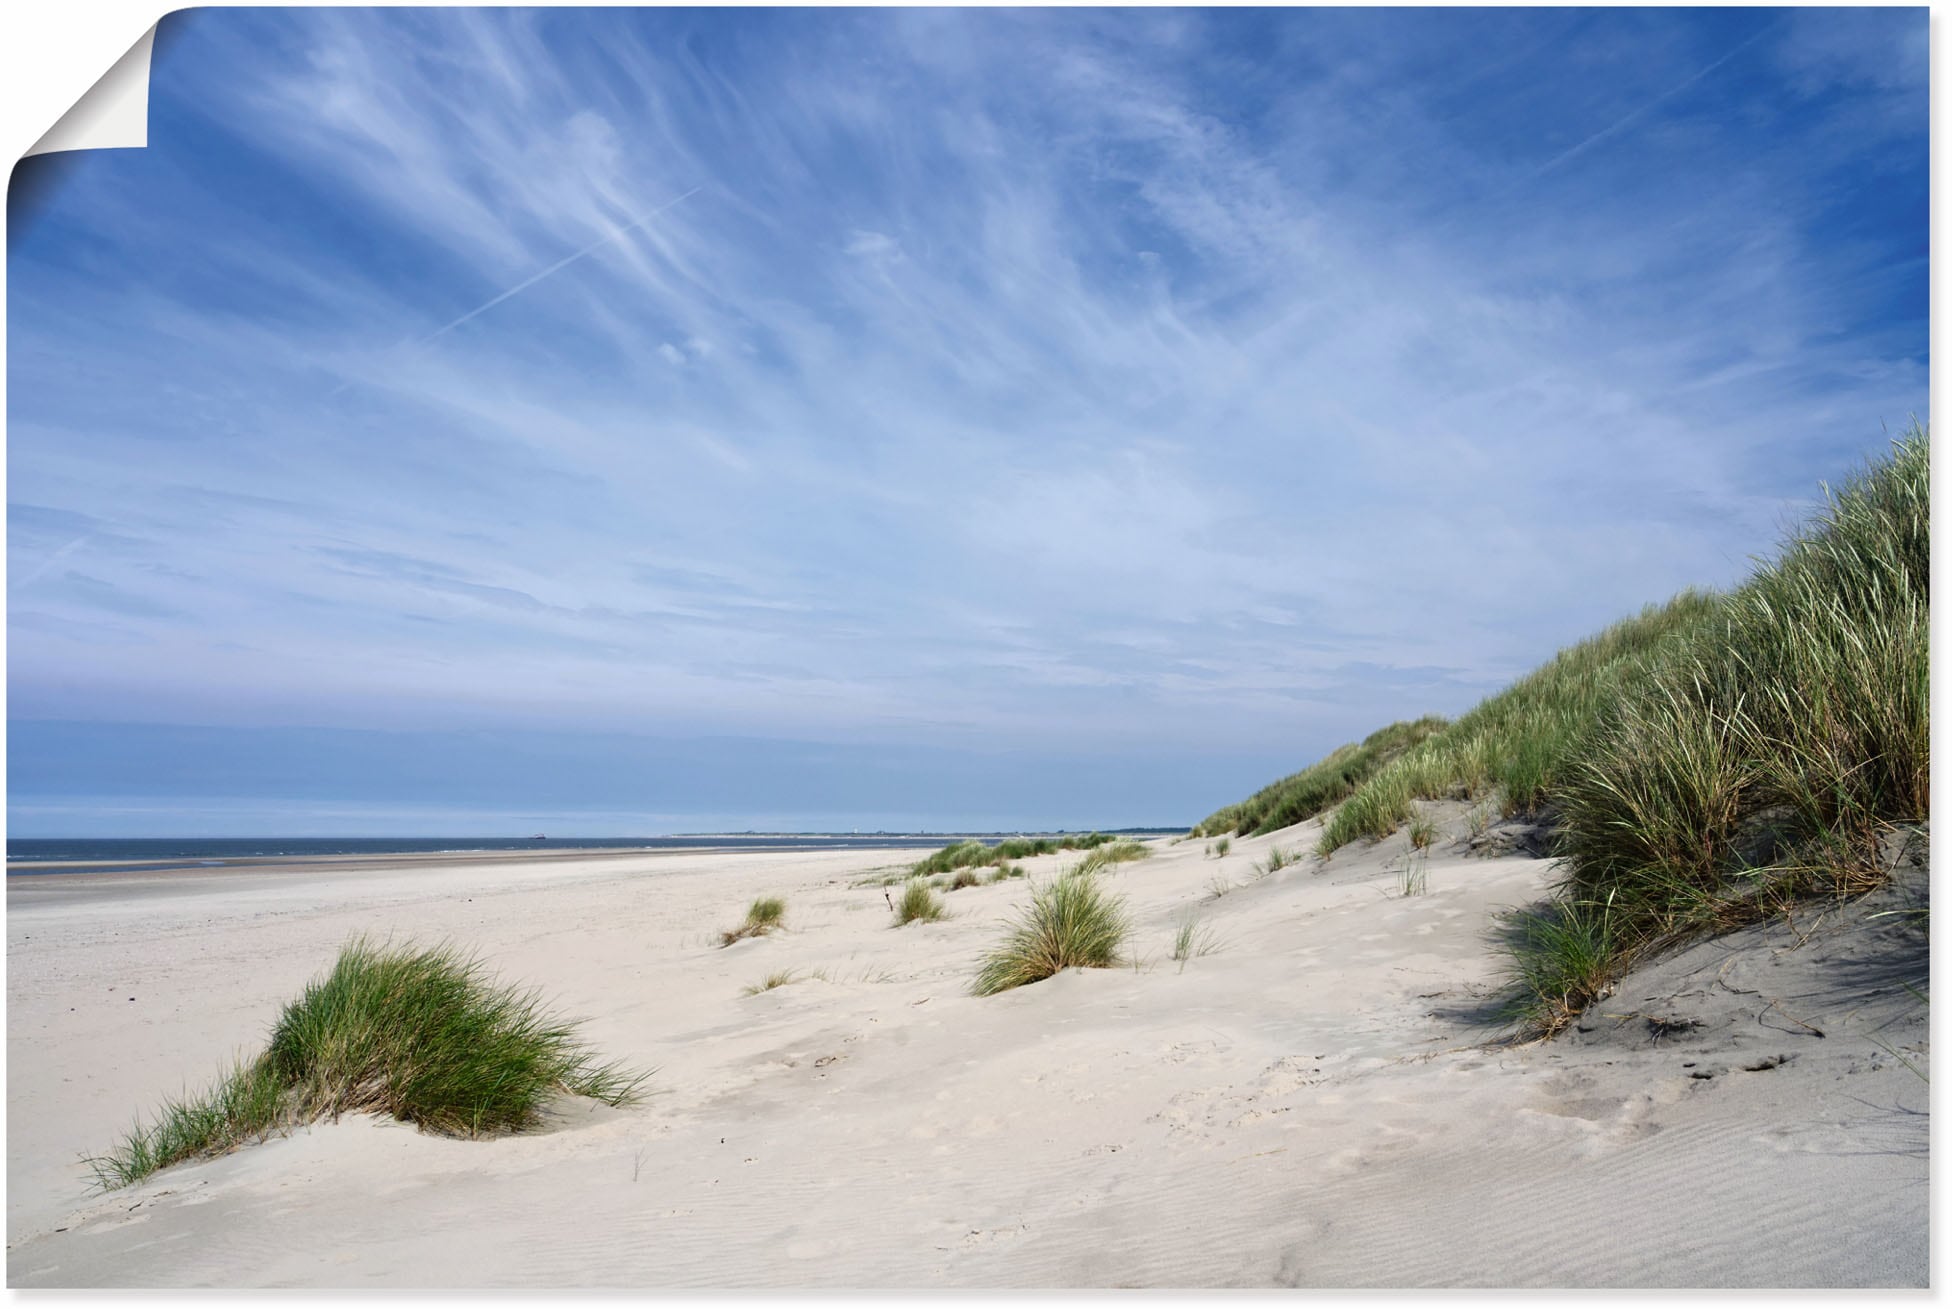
[25,23,158,158]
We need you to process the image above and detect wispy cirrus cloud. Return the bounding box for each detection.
[7,7,1926,829]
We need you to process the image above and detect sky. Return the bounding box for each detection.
[6,7,1929,836]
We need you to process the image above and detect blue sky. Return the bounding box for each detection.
[7,7,1928,836]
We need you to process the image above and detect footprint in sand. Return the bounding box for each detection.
[1257,1055,1330,1095]
[1149,1086,1235,1143]
[960,1223,1028,1248]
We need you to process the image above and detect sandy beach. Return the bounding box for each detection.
[6,818,1927,1288]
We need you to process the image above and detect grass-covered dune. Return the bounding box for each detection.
[1202,429,1929,1033]
[1317,591,1722,854]
[1191,715,1448,837]
[87,937,646,1188]
[1530,430,1928,1029]
[909,831,1115,876]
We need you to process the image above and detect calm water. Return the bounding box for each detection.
[7,832,1178,875]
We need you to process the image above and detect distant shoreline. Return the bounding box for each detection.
[6,829,1189,877]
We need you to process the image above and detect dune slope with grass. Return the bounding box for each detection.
[1205,429,1929,1034]
[7,815,1925,1287]
[1193,715,1449,838]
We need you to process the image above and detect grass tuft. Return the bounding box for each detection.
[893,879,947,926]
[1398,849,1429,898]
[1500,896,1620,1032]
[741,969,802,996]
[1170,912,1221,970]
[1251,843,1297,879]
[1073,840,1151,874]
[721,896,786,946]
[973,869,1130,995]
[86,937,646,1189]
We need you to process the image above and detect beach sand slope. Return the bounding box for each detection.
[6,822,1927,1287]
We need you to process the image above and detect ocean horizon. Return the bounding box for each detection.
[7,830,1187,870]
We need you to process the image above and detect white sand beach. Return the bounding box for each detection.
[6,819,1928,1288]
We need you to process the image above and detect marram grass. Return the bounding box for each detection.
[1500,895,1621,1033]
[721,895,786,946]
[1073,839,1151,874]
[1193,716,1447,837]
[1526,429,1930,1031]
[1314,592,1720,857]
[1170,911,1220,969]
[1204,427,1929,1036]
[742,969,802,996]
[908,832,1115,877]
[893,878,947,925]
[87,937,647,1189]
[973,869,1130,995]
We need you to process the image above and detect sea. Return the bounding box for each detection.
[7,831,1182,876]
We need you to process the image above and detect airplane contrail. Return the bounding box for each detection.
[11,534,91,590]
[1514,21,1779,190]
[418,185,703,345]
[329,185,702,396]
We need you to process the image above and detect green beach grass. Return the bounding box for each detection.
[1199,428,1929,1035]
[908,832,1116,878]
[1170,910,1220,969]
[1526,430,1928,1030]
[721,895,786,946]
[1192,716,1448,837]
[893,878,947,925]
[973,868,1130,995]
[86,937,646,1189]
[741,969,803,996]
[1073,839,1151,874]
[1313,591,1720,858]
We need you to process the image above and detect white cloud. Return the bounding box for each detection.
[844,230,900,259]
[7,7,1925,763]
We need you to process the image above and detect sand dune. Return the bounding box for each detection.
[6,819,1927,1287]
